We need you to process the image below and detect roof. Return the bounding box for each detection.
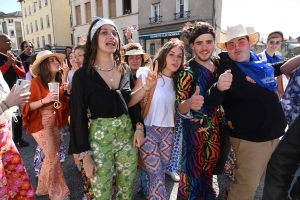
[0,11,22,18]
[288,43,300,49]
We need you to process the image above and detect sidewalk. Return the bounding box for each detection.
[18,128,264,199]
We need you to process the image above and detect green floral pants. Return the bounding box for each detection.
[89,114,138,200]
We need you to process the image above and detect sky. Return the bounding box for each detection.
[0,0,299,39]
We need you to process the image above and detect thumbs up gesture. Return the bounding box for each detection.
[217,70,233,92]
[187,86,204,110]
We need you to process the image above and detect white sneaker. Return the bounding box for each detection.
[166,171,180,182]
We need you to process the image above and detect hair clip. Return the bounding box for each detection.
[170,38,185,47]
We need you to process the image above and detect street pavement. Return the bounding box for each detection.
[18,128,264,200]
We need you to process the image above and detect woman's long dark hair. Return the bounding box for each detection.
[153,38,186,87]
[39,58,62,88]
[84,19,125,74]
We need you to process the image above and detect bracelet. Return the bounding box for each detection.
[41,99,44,105]
[136,127,144,132]
[142,85,150,92]
[136,122,144,128]
[2,100,10,110]
[78,150,93,160]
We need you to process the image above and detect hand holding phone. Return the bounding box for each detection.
[15,79,31,93]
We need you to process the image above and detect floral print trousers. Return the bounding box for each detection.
[88,114,138,200]
[0,121,34,200]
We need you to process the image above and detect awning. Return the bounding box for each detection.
[139,30,182,39]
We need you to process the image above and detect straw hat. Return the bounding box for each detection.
[122,43,151,62]
[32,50,65,76]
[217,24,260,51]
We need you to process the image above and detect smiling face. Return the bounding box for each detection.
[162,46,183,76]
[75,48,85,67]
[127,54,143,71]
[97,24,119,55]
[190,33,215,63]
[267,37,282,53]
[227,36,251,62]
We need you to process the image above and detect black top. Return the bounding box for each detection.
[19,53,31,73]
[205,54,287,142]
[0,53,23,89]
[69,64,144,154]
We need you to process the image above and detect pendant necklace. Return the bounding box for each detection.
[94,61,116,71]
[99,67,115,81]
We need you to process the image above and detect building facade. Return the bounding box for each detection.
[138,0,222,58]
[70,0,139,46]
[20,0,72,50]
[0,11,24,51]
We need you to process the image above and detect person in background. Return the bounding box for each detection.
[25,53,37,81]
[22,50,70,200]
[69,17,143,199]
[44,44,52,51]
[258,31,287,99]
[19,40,33,73]
[0,34,28,147]
[65,46,73,69]
[0,71,34,199]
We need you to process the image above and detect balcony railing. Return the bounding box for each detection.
[174,11,190,20]
[149,16,162,24]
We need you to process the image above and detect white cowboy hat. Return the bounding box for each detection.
[217,24,260,51]
[32,50,65,76]
[122,43,151,61]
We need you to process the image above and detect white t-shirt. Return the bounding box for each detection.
[144,74,176,127]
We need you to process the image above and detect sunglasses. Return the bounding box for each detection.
[269,40,281,45]
[25,46,33,48]
[227,40,247,50]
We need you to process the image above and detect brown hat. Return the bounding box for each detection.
[122,43,151,61]
[32,50,65,76]
[217,24,260,51]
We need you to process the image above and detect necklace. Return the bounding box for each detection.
[94,61,116,71]
[99,68,115,82]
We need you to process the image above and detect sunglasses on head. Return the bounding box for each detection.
[25,46,33,49]
[269,40,281,45]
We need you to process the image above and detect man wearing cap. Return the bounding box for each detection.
[205,24,300,200]
[0,34,28,147]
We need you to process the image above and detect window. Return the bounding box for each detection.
[10,30,15,37]
[46,15,50,28]
[85,2,91,23]
[109,0,116,18]
[150,3,161,23]
[36,37,40,48]
[45,0,48,6]
[42,36,45,47]
[96,0,103,17]
[39,0,42,8]
[40,18,44,30]
[123,0,131,15]
[33,2,36,12]
[25,8,27,17]
[175,0,189,19]
[30,22,33,33]
[26,24,29,35]
[35,20,38,31]
[180,0,184,13]
[48,34,51,45]
[75,6,82,25]
[29,5,31,15]
[32,39,34,45]
[8,19,14,23]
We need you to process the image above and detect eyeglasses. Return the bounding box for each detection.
[269,40,281,45]
[227,40,247,50]
[128,56,142,61]
[25,46,33,48]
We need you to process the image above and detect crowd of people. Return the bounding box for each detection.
[0,16,300,200]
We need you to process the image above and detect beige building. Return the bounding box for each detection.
[70,0,139,46]
[20,0,72,50]
[138,0,223,58]
[0,11,24,51]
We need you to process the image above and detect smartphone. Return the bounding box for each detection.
[15,79,31,93]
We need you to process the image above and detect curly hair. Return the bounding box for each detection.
[153,38,186,87]
[84,19,125,75]
[181,21,216,44]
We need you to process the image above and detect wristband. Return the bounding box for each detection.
[41,99,44,105]
[136,127,144,132]
[2,100,10,110]
[142,85,150,92]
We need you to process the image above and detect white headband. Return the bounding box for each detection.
[90,17,117,41]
